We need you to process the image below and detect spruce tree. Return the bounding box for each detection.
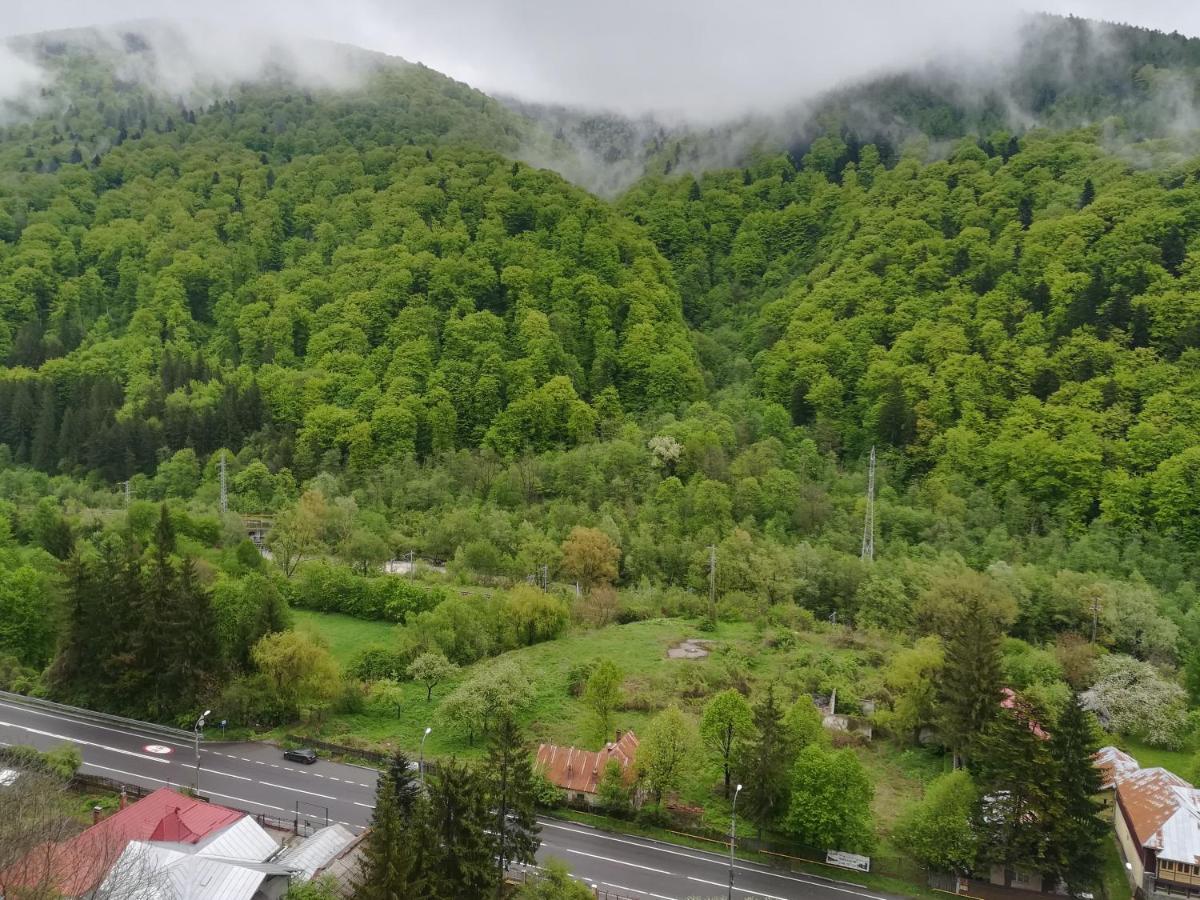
[485,715,540,893]
[426,758,494,900]
[1044,695,1106,897]
[938,597,1003,768]
[973,699,1057,887]
[736,684,794,840]
[355,751,429,900]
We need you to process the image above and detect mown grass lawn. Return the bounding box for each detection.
[1112,737,1195,778]
[292,609,396,666]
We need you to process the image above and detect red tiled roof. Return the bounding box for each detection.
[1,787,242,897]
[1000,688,1049,739]
[535,731,639,795]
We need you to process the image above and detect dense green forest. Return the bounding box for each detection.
[7,14,1200,896]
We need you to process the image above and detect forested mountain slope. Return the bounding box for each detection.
[0,29,701,480]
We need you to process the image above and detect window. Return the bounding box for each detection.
[1015,871,1031,884]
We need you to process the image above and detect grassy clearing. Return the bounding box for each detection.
[1112,737,1195,778]
[292,609,396,666]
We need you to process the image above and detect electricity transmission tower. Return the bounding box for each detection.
[122,480,131,506]
[861,446,876,562]
[219,451,228,514]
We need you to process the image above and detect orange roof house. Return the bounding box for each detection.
[535,731,639,798]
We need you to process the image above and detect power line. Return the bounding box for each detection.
[861,446,876,563]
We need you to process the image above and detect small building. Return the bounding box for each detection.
[0,787,293,899]
[535,731,639,805]
[1113,764,1200,898]
[1095,745,1140,791]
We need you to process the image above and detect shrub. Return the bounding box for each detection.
[287,562,446,622]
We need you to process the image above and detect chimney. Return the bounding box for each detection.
[92,806,103,825]
[119,790,128,810]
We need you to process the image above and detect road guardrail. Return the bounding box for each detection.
[0,689,193,743]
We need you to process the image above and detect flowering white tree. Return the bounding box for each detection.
[1082,654,1188,748]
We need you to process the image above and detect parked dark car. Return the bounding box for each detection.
[283,748,318,764]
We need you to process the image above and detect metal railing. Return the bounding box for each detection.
[0,690,192,743]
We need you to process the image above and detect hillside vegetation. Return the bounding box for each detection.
[2,17,1200,897]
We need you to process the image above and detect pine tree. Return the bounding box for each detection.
[938,598,1003,768]
[736,684,794,840]
[426,758,494,900]
[355,751,430,899]
[1043,695,1106,897]
[973,698,1057,887]
[1079,178,1095,208]
[485,715,540,893]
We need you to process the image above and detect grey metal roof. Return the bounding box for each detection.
[276,823,357,880]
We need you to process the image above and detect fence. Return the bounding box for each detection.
[0,689,191,742]
[284,734,391,767]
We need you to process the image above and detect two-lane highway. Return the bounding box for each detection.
[0,696,377,830]
[0,696,910,900]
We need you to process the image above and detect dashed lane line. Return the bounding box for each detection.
[257,780,337,801]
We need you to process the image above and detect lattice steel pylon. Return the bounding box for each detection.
[861,446,876,562]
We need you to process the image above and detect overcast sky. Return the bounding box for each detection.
[4,0,1200,118]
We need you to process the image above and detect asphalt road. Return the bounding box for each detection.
[0,697,908,900]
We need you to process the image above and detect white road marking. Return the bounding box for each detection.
[82,762,168,784]
[542,843,672,876]
[602,881,678,900]
[539,821,893,900]
[354,801,376,809]
[0,719,171,764]
[203,789,288,813]
[0,701,192,749]
[258,780,337,801]
[688,875,785,899]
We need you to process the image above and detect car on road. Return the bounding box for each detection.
[283,748,318,764]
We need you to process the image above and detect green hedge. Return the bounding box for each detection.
[287,563,447,622]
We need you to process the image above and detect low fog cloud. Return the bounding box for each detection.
[4,0,1200,119]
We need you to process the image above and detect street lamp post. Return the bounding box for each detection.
[728,783,743,900]
[419,726,432,779]
[193,710,210,794]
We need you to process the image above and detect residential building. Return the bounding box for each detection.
[535,730,639,805]
[1113,764,1200,898]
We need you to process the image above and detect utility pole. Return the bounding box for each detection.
[728,783,743,900]
[861,446,876,563]
[122,480,131,506]
[408,549,415,580]
[219,451,228,515]
[707,544,717,625]
[193,709,210,794]
[539,564,549,591]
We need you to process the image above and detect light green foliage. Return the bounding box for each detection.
[408,651,459,703]
[893,770,979,873]
[784,698,829,750]
[251,630,341,719]
[583,659,624,742]
[783,744,875,853]
[700,689,754,796]
[638,705,697,804]
[515,859,594,899]
[439,658,534,745]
